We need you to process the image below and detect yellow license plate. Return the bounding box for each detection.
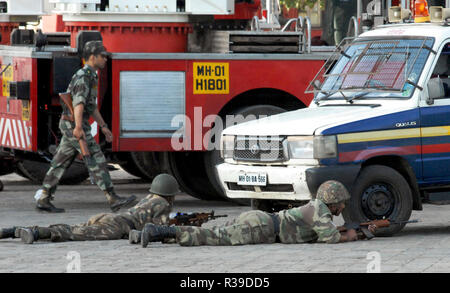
[193,62,229,94]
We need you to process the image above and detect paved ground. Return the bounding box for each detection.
[1,168,450,273]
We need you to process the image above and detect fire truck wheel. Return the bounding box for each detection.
[203,104,286,206]
[117,152,160,180]
[0,158,15,176]
[116,152,147,178]
[129,152,161,180]
[16,159,89,185]
[342,165,413,237]
[168,151,224,201]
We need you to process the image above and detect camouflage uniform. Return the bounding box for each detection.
[41,64,114,195]
[277,199,341,244]
[29,194,171,242]
[175,199,340,246]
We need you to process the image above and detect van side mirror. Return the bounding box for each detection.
[426,77,446,105]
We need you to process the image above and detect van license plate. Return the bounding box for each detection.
[237,172,267,186]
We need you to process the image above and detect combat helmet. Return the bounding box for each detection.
[149,173,180,197]
[316,180,351,204]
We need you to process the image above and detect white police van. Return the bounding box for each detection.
[217,8,450,235]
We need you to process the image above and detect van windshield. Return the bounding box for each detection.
[307,37,435,101]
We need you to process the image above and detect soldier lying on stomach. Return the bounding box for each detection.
[0,174,178,244]
[133,180,377,248]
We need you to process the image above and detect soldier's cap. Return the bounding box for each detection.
[315,180,351,204]
[84,40,109,57]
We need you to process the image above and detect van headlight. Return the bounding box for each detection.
[287,136,314,159]
[313,135,337,158]
[287,135,337,159]
[220,135,235,159]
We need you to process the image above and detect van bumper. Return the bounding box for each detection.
[217,163,313,201]
[217,163,362,201]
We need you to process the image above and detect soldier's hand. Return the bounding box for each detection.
[73,127,86,141]
[346,229,358,241]
[368,224,377,234]
[101,127,113,143]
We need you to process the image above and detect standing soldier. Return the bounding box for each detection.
[0,174,178,244]
[138,180,377,247]
[34,40,136,213]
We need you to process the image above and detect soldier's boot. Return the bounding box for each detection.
[36,190,65,213]
[141,223,176,248]
[0,227,18,239]
[128,230,142,244]
[105,191,137,212]
[17,227,52,244]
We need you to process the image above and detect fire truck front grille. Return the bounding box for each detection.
[233,136,287,163]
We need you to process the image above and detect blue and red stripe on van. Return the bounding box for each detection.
[319,107,450,182]
[334,125,450,158]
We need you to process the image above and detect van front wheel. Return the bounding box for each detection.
[342,165,413,236]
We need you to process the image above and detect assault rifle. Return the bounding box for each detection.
[59,92,95,184]
[169,210,228,227]
[338,219,419,240]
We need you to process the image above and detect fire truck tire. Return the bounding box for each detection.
[117,153,147,178]
[16,159,89,185]
[203,104,286,205]
[14,167,30,180]
[168,151,224,201]
[342,165,413,237]
[117,152,161,180]
[0,159,15,176]
[128,152,161,180]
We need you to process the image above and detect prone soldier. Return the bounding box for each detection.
[34,40,136,213]
[137,180,377,247]
[0,174,178,244]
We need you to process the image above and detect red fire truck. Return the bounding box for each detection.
[0,0,419,200]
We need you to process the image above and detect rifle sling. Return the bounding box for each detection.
[60,70,94,124]
[61,114,74,122]
[119,215,136,230]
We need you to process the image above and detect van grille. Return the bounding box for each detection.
[233,136,287,162]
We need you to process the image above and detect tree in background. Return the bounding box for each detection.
[279,0,323,10]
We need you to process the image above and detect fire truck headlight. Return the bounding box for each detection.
[221,135,235,160]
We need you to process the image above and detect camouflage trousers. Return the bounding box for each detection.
[42,119,114,195]
[175,210,276,246]
[46,213,134,242]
